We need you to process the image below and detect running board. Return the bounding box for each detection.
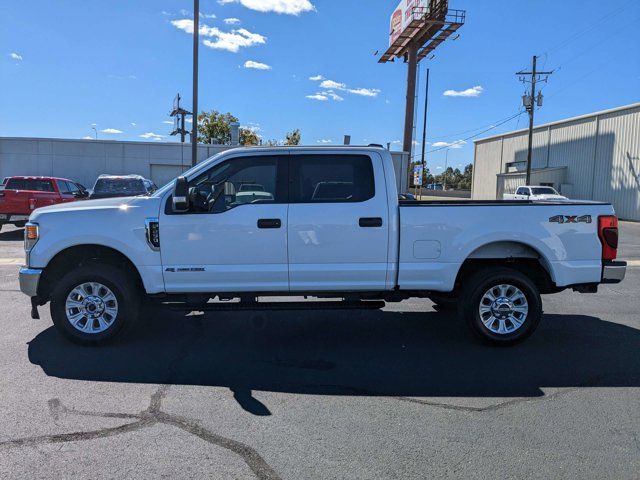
[166,300,386,312]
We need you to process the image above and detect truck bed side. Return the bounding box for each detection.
[397,201,615,291]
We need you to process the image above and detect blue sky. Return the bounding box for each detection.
[1,0,639,173]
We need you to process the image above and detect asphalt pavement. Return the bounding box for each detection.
[0,222,638,479]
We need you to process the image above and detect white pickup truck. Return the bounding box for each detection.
[504,185,568,201]
[19,146,626,346]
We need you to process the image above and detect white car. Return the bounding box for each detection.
[19,146,626,346]
[504,186,568,201]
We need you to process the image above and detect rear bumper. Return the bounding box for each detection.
[602,261,626,284]
[19,267,42,297]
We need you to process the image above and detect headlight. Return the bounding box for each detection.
[24,222,39,252]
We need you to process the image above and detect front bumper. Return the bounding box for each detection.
[19,267,42,297]
[602,261,626,284]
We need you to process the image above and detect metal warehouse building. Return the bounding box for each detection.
[472,102,640,221]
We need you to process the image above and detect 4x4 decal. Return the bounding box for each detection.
[549,215,592,224]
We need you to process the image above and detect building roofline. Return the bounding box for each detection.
[474,102,640,144]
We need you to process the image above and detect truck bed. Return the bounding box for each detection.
[396,200,614,292]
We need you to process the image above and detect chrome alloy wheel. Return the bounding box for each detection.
[65,282,119,334]
[478,284,529,335]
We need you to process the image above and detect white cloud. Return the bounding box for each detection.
[171,19,266,53]
[317,139,332,143]
[82,136,94,140]
[319,79,346,90]
[436,166,443,170]
[201,12,217,19]
[324,91,344,101]
[224,17,241,24]
[9,52,22,61]
[311,77,381,100]
[218,0,315,15]
[391,140,401,145]
[347,87,381,97]
[244,60,271,70]
[306,94,328,101]
[101,128,123,134]
[130,122,137,126]
[443,85,483,97]
[185,117,193,123]
[140,132,164,141]
[431,140,467,149]
[162,120,174,124]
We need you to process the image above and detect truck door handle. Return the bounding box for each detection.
[257,218,281,229]
[359,217,383,228]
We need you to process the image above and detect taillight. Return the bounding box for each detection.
[598,215,618,261]
[29,198,36,210]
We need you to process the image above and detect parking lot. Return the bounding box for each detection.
[0,223,638,479]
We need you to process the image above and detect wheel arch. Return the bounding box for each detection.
[38,244,145,301]
[454,240,557,294]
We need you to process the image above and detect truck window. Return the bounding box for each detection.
[531,187,558,195]
[58,181,72,194]
[515,187,527,196]
[185,156,286,214]
[5,178,54,192]
[290,155,375,203]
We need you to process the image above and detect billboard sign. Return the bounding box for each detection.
[389,0,432,46]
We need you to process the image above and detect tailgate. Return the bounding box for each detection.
[0,189,31,216]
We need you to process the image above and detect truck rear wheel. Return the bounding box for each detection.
[461,267,542,346]
[50,263,140,345]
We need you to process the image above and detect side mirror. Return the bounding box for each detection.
[172,176,190,212]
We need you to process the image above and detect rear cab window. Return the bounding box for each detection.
[5,178,55,192]
[289,154,375,203]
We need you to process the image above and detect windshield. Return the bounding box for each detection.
[531,187,558,195]
[93,178,146,195]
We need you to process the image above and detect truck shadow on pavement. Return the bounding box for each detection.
[27,308,640,415]
[0,228,23,241]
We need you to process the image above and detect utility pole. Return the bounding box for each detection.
[191,0,200,167]
[516,56,553,185]
[419,67,430,198]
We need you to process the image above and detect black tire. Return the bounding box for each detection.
[50,263,140,345]
[461,267,542,346]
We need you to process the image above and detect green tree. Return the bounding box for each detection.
[197,110,238,145]
[284,129,301,145]
[240,128,260,146]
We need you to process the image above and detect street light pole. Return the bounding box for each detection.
[191,0,199,167]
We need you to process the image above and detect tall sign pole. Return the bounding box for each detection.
[402,45,418,154]
[191,0,200,167]
[419,67,430,198]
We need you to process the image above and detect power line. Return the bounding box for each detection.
[425,111,525,154]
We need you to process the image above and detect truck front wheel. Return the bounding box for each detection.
[461,267,542,346]
[50,263,140,345]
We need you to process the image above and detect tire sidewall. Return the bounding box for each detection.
[50,264,138,345]
[464,269,542,346]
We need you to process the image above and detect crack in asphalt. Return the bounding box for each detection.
[0,388,280,480]
[391,377,604,412]
[0,317,282,480]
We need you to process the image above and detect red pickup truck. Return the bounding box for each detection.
[0,176,88,231]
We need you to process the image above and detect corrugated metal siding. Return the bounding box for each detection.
[592,106,640,220]
[472,140,503,199]
[547,117,598,200]
[473,103,640,220]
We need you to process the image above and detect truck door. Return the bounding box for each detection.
[160,154,289,293]
[287,152,389,291]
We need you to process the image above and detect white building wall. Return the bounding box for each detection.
[472,103,640,221]
[0,137,411,194]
